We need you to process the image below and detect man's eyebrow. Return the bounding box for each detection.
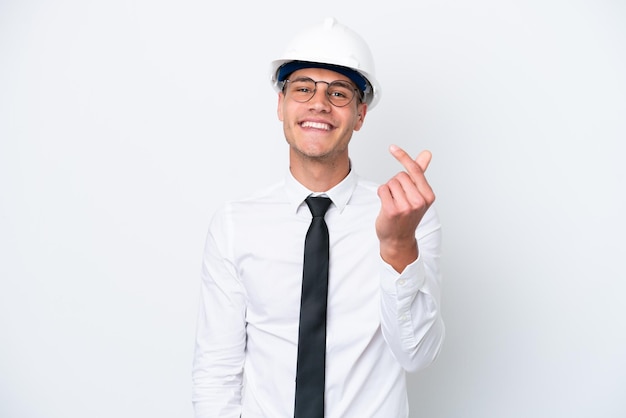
[331,80,355,86]
[288,76,314,82]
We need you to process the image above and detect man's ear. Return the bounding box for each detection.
[277,92,285,121]
[354,103,368,131]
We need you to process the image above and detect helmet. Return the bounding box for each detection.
[270,17,381,109]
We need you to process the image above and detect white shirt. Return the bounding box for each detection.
[192,169,444,418]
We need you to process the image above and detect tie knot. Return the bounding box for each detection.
[305,196,332,218]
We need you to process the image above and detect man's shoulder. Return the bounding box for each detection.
[213,179,287,215]
[354,175,380,192]
[234,179,285,204]
[349,174,381,204]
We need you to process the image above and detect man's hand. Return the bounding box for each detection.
[376,144,436,273]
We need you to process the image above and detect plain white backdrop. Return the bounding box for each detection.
[1,0,625,417]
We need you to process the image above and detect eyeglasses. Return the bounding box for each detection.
[282,77,361,107]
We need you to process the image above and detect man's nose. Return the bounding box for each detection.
[308,82,332,108]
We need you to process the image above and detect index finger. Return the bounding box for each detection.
[389,144,432,176]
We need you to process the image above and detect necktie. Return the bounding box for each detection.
[294,196,332,418]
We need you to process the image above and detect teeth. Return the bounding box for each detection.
[301,121,330,130]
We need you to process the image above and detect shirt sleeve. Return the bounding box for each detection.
[192,205,247,417]
[378,205,445,373]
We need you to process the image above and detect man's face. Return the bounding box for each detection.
[277,67,367,164]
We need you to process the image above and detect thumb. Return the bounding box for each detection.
[416,150,432,172]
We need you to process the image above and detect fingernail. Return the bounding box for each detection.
[389,144,398,152]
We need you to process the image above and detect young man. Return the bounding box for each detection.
[192,18,444,418]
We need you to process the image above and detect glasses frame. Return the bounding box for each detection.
[281,77,363,108]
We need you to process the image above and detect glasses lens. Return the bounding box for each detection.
[286,79,316,103]
[327,81,355,107]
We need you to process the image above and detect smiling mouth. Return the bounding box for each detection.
[300,121,332,131]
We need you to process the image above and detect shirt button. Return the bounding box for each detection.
[398,279,406,286]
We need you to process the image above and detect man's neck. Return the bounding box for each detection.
[289,156,350,193]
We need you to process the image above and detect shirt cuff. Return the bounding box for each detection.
[379,254,426,296]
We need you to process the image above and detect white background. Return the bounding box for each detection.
[1,0,625,417]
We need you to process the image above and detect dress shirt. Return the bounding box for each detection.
[192,169,445,418]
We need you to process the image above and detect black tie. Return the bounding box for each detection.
[294,196,332,418]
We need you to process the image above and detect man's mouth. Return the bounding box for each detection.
[300,121,332,131]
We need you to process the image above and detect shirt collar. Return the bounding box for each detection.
[284,167,358,214]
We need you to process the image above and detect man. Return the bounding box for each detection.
[192,17,444,417]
